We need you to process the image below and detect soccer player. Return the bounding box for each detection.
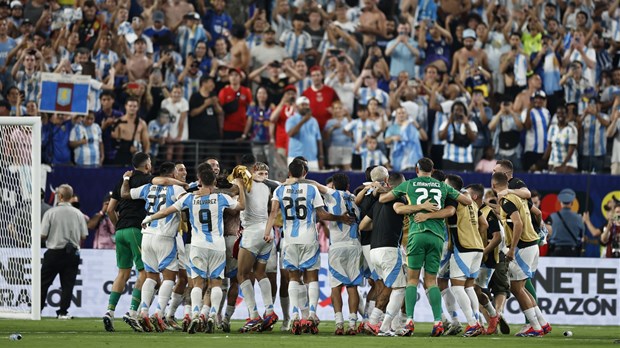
[103,152,184,332]
[142,165,246,334]
[263,159,354,335]
[359,172,408,337]
[237,162,279,333]
[120,162,186,332]
[491,172,550,337]
[416,174,487,337]
[465,183,502,335]
[379,157,473,336]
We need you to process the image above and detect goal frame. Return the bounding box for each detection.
[0,117,41,320]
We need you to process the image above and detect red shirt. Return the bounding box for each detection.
[275,104,296,152]
[302,85,339,130]
[218,85,253,132]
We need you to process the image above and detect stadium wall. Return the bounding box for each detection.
[0,250,616,324]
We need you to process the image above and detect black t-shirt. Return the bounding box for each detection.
[259,76,287,106]
[189,91,220,140]
[446,197,459,234]
[508,177,527,190]
[370,198,406,249]
[111,171,154,230]
[359,191,378,246]
[482,204,501,267]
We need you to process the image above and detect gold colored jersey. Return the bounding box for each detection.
[500,193,539,247]
[452,201,484,252]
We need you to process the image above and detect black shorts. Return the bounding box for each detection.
[489,253,511,298]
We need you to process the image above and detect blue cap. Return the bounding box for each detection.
[558,188,576,204]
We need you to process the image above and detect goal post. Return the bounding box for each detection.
[0,116,41,320]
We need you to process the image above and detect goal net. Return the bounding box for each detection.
[0,117,41,320]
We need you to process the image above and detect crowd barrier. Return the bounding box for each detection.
[0,250,616,324]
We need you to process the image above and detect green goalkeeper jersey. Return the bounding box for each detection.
[391,176,460,240]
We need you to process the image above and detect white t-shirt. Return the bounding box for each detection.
[161,97,189,140]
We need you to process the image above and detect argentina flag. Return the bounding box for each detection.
[39,73,90,115]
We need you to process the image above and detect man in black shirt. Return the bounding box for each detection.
[359,172,406,336]
[103,153,185,332]
[189,76,223,140]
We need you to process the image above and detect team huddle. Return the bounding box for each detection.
[100,152,552,337]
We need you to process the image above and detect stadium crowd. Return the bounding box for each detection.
[0,0,618,174]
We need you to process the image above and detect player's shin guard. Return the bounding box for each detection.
[190,287,202,317]
[452,285,477,326]
[259,278,274,314]
[308,281,319,317]
[210,287,223,318]
[240,279,259,318]
[157,280,174,317]
[379,288,405,332]
[465,287,480,322]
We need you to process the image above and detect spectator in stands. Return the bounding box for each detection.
[549,188,584,257]
[189,75,222,141]
[248,60,300,106]
[201,0,232,48]
[608,98,620,175]
[523,90,551,171]
[386,22,420,79]
[243,86,272,162]
[69,112,104,167]
[417,20,452,74]
[582,210,602,258]
[96,91,123,165]
[126,37,152,81]
[384,106,426,172]
[42,113,73,165]
[250,26,288,78]
[357,0,386,46]
[562,30,596,88]
[147,108,171,159]
[143,10,173,54]
[286,96,323,170]
[293,58,311,96]
[12,48,43,103]
[280,13,312,60]
[219,67,252,167]
[354,69,389,109]
[344,105,380,169]
[469,88,492,164]
[323,100,352,170]
[543,104,578,173]
[0,18,15,86]
[488,100,523,171]
[303,66,339,130]
[360,135,388,169]
[77,0,102,50]
[325,56,356,114]
[561,61,589,107]
[91,194,116,250]
[577,96,609,173]
[111,97,150,166]
[439,100,478,171]
[161,84,189,161]
[270,84,296,161]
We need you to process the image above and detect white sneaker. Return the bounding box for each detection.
[378,330,395,337]
[57,314,73,320]
[280,319,290,331]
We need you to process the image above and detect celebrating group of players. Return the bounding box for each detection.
[100,151,552,337]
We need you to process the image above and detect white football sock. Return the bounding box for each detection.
[441,287,459,323]
[258,278,274,314]
[380,288,405,332]
[308,281,319,317]
[348,312,358,328]
[190,287,202,317]
[210,287,223,318]
[452,285,477,326]
[465,287,480,322]
[157,280,174,317]
[240,279,259,318]
[534,306,547,326]
[483,301,497,317]
[167,292,184,318]
[335,312,344,325]
[288,281,301,320]
[524,308,542,330]
[299,284,309,319]
[369,307,383,326]
[140,278,157,314]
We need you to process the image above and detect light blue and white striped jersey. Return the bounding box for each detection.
[524,107,551,154]
[581,113,608,157]
[15,71,40,103]
[563,77,588,104]
[279,29,312,60]
[273,183,324,245]
[295,77,312,97]
[147,119,171,157]
[357,87,389,108]
[174,192,237,251]
[177,25,208,59]
[432,111,448,145]
[386,122,424,171]
[439,120,478,164]
[69,123,102,166]
[360,148,389,169]
[542,52,562,93]
[568,48,597,87]
[246,32,263,50]
[132,184,186,238]
[601,86,620,105]
[323,187,359,244]
[514,53,528,87]
[94,49,119,79]
[181,70,202,101]
[547,124,578,168]
[343,118,380,154]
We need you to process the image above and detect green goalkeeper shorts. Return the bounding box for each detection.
[115,227,144,270]
[407,231,443,274]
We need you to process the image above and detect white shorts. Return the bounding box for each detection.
[450,250,483,280]
[175,234,190,273]
[189,245,226,280]
[240,223,273,262]
[266,241,278,273]
[362,244,377,280]
[142,233,178,273]
[437,242,452,279]
[508,244,539,281]
[328,146,353,166]
[282,243,320,271]
[475,264,495,288]
[225,235,238,279]
[328,242,363,288]
[370,247,407,288]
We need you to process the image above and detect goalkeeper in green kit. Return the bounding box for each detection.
[379,158,473,336]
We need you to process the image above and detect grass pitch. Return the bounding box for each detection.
[0,318,618,348]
